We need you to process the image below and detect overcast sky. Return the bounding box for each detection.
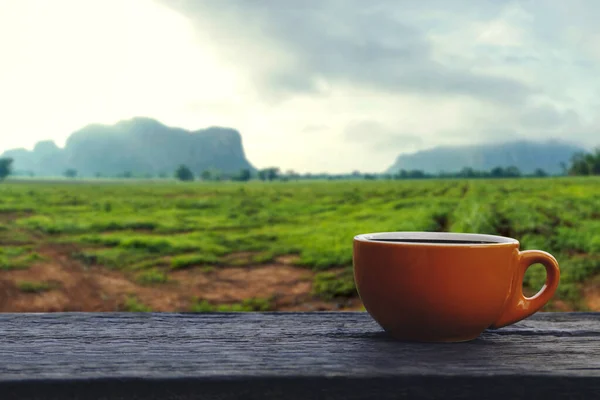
[1,0,599,173]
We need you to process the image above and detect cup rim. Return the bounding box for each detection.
[354,231,519,247]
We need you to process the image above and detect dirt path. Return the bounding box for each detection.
[0,221,597,313]
[0,245,363,312]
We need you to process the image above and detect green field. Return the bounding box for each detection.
[0,177,599,311]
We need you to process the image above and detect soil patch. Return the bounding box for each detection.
[0,244,363,312]
[274,254,301,265]
[583,275,600,311]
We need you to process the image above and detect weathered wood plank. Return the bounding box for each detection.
[0,312,599,399]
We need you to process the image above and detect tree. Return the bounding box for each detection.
[258,167,280,181]
[64,169,78,179]
[200,170,212,181]
[533,168,548,177]
[490,166,505,178]
[267,167,280,181]
[568,152,588,175]
[459,167,476,178]
[175,165,194,181]
[0,158,13,181]
[200,168,222,181]
[407,170,426,179]
[394,169,408,179]
[569,148,600,176]
[592,148,600,174]
[504,166,522,178]
[285,169,300,181]
[234,169,251,182]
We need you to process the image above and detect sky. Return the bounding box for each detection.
[1,0,599,173]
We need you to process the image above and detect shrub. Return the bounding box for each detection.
[121,296,152,312]
[312,270,356,300]
[16,280,54,293]
[136,269,169,284]
[190,297,273,312]
[171,253,220,269]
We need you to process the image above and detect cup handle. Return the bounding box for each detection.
[491,250,560,329]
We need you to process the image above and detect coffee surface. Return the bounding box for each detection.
[371,239,498,244]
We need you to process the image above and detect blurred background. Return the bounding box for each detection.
[0,0,598,313]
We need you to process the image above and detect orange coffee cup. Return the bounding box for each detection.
[353,232,560,342]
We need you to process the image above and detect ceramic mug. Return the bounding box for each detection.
[353,232,560,342]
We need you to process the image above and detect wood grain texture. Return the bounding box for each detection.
[0,312,599,400]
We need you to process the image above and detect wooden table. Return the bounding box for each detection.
[0,312,599,399]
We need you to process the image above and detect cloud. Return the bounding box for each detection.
[518,105,581,130]
[160,0,600,159]
[344,120,422,151]
[162,0,534,105]
[301,124,330,133]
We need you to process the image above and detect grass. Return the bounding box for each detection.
[0,247,43,270]
[0,246,30,258]
[171,253,220,269]
[0,177,599,310]
[16,280,55,293]
[136,269,169,285]
[190,297,274,312]
[312,269,356,300]
[121,296,152,312]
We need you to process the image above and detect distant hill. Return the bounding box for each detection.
[2,117,255,177]
[386,140,585,175]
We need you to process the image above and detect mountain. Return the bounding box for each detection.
[386,140,585,175]
[2,117,255,177]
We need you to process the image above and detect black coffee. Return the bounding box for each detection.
[371,239,497,244]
